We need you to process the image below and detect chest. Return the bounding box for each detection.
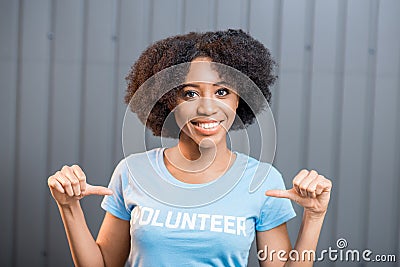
[128,202,258,256]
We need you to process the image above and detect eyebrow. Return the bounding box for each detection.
[180,81,231,89]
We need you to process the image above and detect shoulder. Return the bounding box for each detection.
[119,148,160,168]
[112,148,161,180]
[236,152,285,193]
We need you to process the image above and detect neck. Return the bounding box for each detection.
[178,132,230,159]
[165,132,233,174]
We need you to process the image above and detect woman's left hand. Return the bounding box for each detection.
[265,169,332,219]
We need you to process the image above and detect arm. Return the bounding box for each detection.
[48,165,130,267]
[258,169,331,267]
[256,223,292,267]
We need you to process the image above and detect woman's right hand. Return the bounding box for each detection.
[48,165,113,207]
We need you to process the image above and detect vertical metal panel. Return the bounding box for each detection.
[335,0,371,259]
[13,0,52,266]
[45,1,85,266]
[329,1,347,260]
[248,0,275,50]
[240,0,250,32]
[274,0,308,240]
[118,0,152,64]
[396,45,400,265]
[44,0,57,265]
[110,0,122,168]
[79,0,116,236]
[176,0,185,34]
[359,0,379,258]
[0,0,19,266]
[152,0,182,40]
[298,0,315,169]
[216,0,242,29]
[268,0,284,119]
[184,0,216,32]
[308,1,339,264]
[367,0,399,259]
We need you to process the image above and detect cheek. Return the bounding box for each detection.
[224,108,237,125]
[225,99,239,119]
[173,104,194,128]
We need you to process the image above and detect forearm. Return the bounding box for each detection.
[285,211,326,267]
[58,201,105,267]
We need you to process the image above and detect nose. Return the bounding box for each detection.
[196,97,218,116]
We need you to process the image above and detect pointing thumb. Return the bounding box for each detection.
[265,189,297,201]
[84,184,113,196]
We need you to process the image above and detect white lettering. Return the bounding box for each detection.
[289,250,299,261]
[131,206,247,236]
[277,250,287,261]
[151,209,164,227]
[181,213,197,230]
[223,216,236,234]
[139,207,154,225]
[198,214,211,230]
[131,206,141,224]
[257,245,268,261]
[236,217,246,236]
[165,211,182,228]
[210,215,223,232]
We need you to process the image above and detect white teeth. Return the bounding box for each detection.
[196,122,220,129]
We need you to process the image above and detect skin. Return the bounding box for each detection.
[163,57,239,183]
[48,57,332,267]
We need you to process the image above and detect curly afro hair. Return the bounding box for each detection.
[125,29,277,138]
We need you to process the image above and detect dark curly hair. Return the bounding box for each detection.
[125,29,277,138]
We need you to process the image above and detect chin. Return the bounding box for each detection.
[198,138,217,149]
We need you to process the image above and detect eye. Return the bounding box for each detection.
[183,90,199,99]
[216,88,229,96]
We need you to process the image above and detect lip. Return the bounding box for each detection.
[190,120,223,135]
[191,120,219,123]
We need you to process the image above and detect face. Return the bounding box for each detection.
[172,57,239,148]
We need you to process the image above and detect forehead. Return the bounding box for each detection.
[185,60,221,84]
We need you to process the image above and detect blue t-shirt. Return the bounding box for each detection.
[101,147,296,267]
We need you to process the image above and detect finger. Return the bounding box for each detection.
[265,188,301,203]
[265,189,290,198]
[306,176,320,198]
[71,165,86,193]
[55,171,74,197]
[316,179,332,195]
[298,170,318,197]
[84,184,113,196]
[61,165,81,196]
[293,169,310,196]
[48,176,65,194]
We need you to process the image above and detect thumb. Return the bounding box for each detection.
[265,188,298,201]
[84,184,113,196]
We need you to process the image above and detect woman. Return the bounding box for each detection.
[48,29,332,267]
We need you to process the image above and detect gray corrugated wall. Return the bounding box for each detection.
[0,0,399,266]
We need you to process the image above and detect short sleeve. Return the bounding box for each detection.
[255,171,296,231]
[101,159,131,221]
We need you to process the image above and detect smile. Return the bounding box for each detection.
[191,121,221,129]
[189,120,223,135]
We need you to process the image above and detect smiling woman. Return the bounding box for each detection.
[47,29,332,267]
